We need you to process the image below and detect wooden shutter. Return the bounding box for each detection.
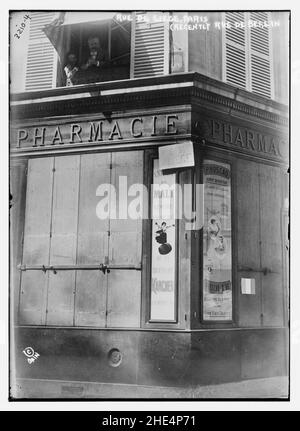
[224,12,273,98]
[74,153,111,327]
[25,12,57,91]
[107,151,143,328]
[19,158,54,325]
[249,12,273,98]
[259,164,284,326]
[46,156,80,326]
[224,12,247,90]
[130,12,169,78]
[236,159,262,327]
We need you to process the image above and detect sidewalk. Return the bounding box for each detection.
[13,376,289,399]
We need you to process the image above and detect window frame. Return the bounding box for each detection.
[200,158,234,324]
[194,152,237,329]
[142,150,186,330]
[57,19,131,88]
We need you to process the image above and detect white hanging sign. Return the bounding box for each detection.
[159,141,195,171]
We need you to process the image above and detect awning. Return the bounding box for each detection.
[42,12,122,60]
[61,12,117,25]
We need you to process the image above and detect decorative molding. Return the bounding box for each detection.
[191,87,288,127]
[11,81,288,128]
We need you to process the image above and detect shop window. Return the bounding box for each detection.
[202,160,232,321]
[150,159,177,322]
[223,11,273,98]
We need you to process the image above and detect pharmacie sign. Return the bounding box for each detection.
[13,114,183,149]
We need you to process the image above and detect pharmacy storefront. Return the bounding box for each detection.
[10,72,289,397]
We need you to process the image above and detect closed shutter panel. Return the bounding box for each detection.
[19,158,54,325]
[224,12,247,90]
[249,12,273,98]
[25,12,57,91]
[131,12,169,78]
[259,164,284,326]
[75,153,110,327]
[107,151,143,327]
[46,156,80,326]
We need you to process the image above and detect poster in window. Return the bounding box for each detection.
[150,159,176,321]
[203,160,232,321]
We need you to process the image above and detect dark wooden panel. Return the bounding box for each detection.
[240,328,287,379]
[236,159,262,326]
[189,331,241,384]
[14,327,139,385]
[14,327,287,388]
[260,164,284,326]
[46,156,80,326]
[19,158,54,325]
[137,331,191,386]
[75,153,110,327]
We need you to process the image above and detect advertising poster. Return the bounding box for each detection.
[203,161,232,320]
[150,159,176,321]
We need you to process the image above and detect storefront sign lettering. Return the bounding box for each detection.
[14,114,180,149]
[210,119,285,158]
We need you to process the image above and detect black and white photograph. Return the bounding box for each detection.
[7,4,293,405]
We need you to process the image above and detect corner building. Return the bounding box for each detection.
[10,11,289,398]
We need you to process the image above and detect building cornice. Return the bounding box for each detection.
[11,72,288,128]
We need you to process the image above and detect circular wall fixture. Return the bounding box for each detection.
[108,348,123,367]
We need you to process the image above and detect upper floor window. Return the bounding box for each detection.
[23,11,170,91]
[45,12,131,87]
[14,11,279,98]
[223,11,274,98]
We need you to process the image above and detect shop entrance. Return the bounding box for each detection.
[19,151,143,328]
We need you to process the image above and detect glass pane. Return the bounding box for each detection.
[203,160,232,321]
[150,159,176,321]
